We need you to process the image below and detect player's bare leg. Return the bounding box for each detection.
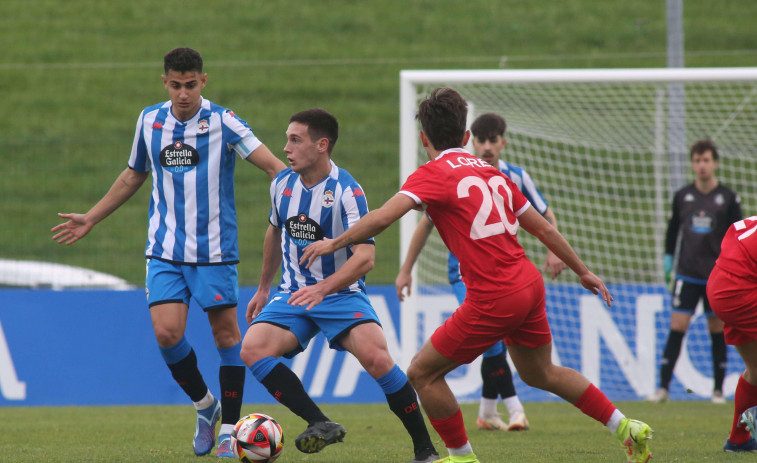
[342,323,439,462]
[725,341,757,452]
[151,302,220,456]
[407,341,479,463]
[508,342,652,462]
[241,322,344,454]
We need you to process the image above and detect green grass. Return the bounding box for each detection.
[3,0,757,285]
[0,401,741,462]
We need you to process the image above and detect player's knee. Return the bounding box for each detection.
[153,326,183,348]
[359,349,395,378]
[517,369,548,389]
[406,362,431,391]
[239,340,265,366]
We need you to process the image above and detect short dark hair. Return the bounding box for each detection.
[289,108,339,154]
[415,87,468,151]
[690,138,719,161]
[470,113,507,140]
[164,48,203,74]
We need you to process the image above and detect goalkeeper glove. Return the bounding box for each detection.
[663,254,673,285]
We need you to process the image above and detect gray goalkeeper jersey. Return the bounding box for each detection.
[665,183,742,284]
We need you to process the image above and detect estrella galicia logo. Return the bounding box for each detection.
[690,210,713,234]
[285,213,324,247]
[160,141,200,174]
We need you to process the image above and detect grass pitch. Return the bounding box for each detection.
[0,400,740,462]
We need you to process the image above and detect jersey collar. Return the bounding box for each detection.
[433,148,471,161]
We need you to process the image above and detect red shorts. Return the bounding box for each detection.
[707,265,757,345]
[430,280,552,364]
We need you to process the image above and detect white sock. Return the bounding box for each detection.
[219,423,234,437]
[503,395,524,416]
[194,390,215,410]
[605,409,625,434]
[478,397,498,418]
[448,442,473,457]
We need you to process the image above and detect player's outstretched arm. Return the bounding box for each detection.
[246,225,283,323]
[51,167,148,245]
[289,243,374,310]
[244,144,287,179]
[396,214,435,301]
[300,193,417,268]
[519,207,613,306]
[541,207,567,279]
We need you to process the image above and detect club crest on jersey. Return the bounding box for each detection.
[322,190,335,208]
[196,119,209,135]
[715,193,724,206]
[286,214,324,248]
[160,141,200,174]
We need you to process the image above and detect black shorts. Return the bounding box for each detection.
[672,278,712,315]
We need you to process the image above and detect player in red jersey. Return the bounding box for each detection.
[300,88,652,463]
[707,216,757,452]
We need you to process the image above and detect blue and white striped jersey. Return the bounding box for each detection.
[269,161,373,294]
[128,98,262,264]
[447,159,549,284]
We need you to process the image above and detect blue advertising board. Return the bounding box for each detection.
[0,285,744,406]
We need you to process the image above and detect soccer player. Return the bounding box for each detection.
[647,139,742,404]
[708,216,757,452]
[51,47,286,458]
[396,113,565,432]
[301,88,653,463]
[240,108,439,463]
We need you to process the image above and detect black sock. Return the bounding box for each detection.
[385,382,435,455]
[660,330,685,390]
[481,352,516,399]
[711,331,727,392]
[260,363,328,425]
[219,365,245,425]
[166,348,208,402]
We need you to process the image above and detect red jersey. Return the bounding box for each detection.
[400,149,541,299]
[714,216,757,283]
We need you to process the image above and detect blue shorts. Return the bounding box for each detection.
[145,258,238,311]
[252,291,381,358]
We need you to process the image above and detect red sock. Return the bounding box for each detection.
[573,384,617,424]
[730,375,757,444]
[429,408,468,449]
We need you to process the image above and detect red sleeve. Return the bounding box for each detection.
[399,164,446,207]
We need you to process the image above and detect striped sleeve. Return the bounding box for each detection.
[516,167,548,215]
[341,183,375,245]
[128,110,151,172]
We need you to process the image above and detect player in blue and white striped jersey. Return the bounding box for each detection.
[240,109,439,463]
[396,113,566,434]
[52,48,286,458]
[267,159,372,294]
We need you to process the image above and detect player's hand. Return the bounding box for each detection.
[663,254,673,286]
[543,250,566,280]
[395,270,412,302]
[288,284,327,311]
[300,238,336,269]
[579,271,613,307]
[51,213,94,245]
[246,291,269,324]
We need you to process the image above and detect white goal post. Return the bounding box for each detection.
[398,68,757,401]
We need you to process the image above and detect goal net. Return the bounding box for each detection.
[399,68,757,402]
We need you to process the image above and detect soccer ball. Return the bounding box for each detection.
[230,413,284,462]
